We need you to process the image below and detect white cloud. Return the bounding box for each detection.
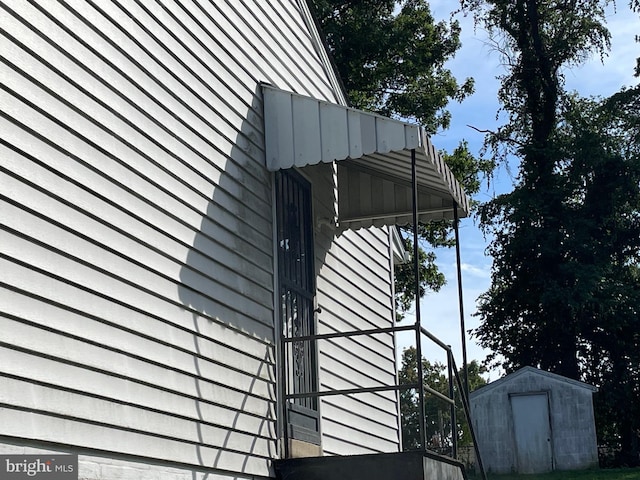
[460,262,490,278]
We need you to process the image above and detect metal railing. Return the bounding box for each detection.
[280,147,487,480]
[281,323,487,480]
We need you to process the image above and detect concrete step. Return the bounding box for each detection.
[275,450,466,480]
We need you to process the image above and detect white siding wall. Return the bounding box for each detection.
[0,0,399,477]
[306,164,400,455]
[317,228,400,455]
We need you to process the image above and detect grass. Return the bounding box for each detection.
[468,467,640,480]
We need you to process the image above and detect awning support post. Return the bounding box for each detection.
[411,148,426,449]
[447,349,457,459]
[453,203,469,404]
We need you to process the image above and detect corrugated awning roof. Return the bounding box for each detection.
[262,85,469,229]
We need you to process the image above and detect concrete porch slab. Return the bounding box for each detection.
[274,450,467,480]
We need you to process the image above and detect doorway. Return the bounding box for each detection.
[510,392,553,473]
[275,170,320,446]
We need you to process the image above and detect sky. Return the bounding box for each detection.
[395,2,640,381]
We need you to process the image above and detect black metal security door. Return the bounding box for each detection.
[275,170,320,445]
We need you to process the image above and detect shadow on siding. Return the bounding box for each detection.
[177,87,278,476]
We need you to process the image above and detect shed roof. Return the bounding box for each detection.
[471,366,598,400]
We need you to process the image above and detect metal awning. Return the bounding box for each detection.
[262,85,469,229]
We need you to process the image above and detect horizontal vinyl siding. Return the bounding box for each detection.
[318,229,400,455]
[306,164,400,454]
[0,0,340,478]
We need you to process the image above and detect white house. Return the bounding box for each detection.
[0,1,468,479]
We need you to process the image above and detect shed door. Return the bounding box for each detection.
[275,170,320,446]
[510,393,553,473]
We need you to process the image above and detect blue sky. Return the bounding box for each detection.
[396,2,640,380]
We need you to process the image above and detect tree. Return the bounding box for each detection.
[309,0,473,131]
[309,1,494,318]
[398,346,487,451]
[462,0,613,376]
[559,95,640,464]
[462,0,640,464]
[582,77,640,465]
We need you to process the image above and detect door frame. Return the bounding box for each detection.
[273,169,322,455]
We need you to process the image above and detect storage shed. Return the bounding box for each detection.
[470,366,599,474]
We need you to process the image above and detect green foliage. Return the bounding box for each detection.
[310,1,494,318]
[470,467,640,480]
[460,0,612,161]
[632,0,640,77]
[399,346,447,450]
[395,242,445,315]
[444,141,496,209]
[309,0,474,132]
[398,346,487,450]
[477,91,640,379]
[466,0,614,373]
[579,92,640,466]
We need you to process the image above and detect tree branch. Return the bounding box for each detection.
[466,124,526,147]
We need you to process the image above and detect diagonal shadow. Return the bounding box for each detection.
[177,86,278,476]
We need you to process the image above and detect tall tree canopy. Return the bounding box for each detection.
[309,0,494,316]
[462,0,640,463]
